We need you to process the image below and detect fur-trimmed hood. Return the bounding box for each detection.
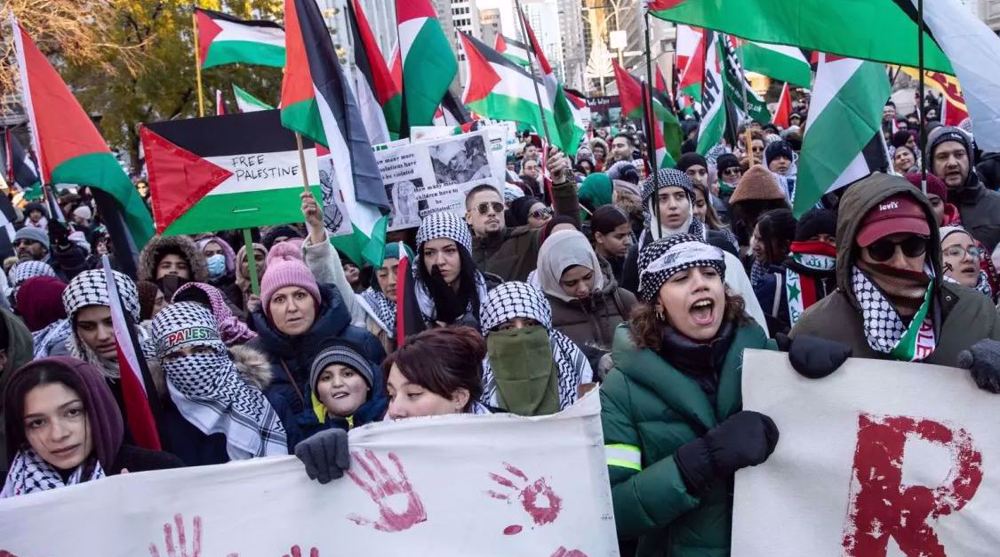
[229,344,273,390]
[138,235,208,283]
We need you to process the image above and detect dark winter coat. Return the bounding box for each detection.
[109,444,184,475]
[951,171,1000,252]
[248,284,387,450]
[601,322,774,556]
[791,173,1000,365]
[752,263,790,337]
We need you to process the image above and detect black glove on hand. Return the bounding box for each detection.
[674,411,779,495]
[957,339,1000,393]
[776,333,852,379]
[295,429,350,484]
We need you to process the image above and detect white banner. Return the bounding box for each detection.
[0,393,618,557]
[733,350,1000,557]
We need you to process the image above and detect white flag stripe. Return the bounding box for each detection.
[802,56,863,134]
[213,19,285,47]
[102,257,146,395]
[204,149,318,195]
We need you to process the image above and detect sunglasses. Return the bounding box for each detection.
[723,167,742,177]
[943,245,986,260]
[530,207,553,220]
[477,201,505,215]
[866,235,928,262]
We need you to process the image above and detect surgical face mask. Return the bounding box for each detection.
[206,254,227,278]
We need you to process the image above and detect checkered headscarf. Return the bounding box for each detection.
[9,260,56,287]
[638,234,727,303]
[415,211,473,252]
[480,282,593,411]
[153,302,288,459]
[640,168,695,205]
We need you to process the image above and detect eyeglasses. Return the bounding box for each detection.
[723,167,742,177]
[866,236,928,262]
[943,245,986,260]
[477,201,505,215]
[529,207,553,220]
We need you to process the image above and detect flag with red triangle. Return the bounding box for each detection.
[773,82,792,128]
[194,8,285,69]
[612,61,679,167]
[347,0,402,143]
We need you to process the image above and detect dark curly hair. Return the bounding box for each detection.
[628,289,750,351]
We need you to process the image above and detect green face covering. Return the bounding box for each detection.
[486,326,561,416]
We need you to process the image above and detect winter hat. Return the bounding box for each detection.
[266,240,303,266]
[136,280,161,321]
[262,224,302,251]
[729,165,786,204]
[579,172,613,212]
[640,168,696,205]
[15,276,67,332]
[716,153,742,178]
[606,161,641,184]
[940,225,971,242]
[509,196,543,227]
[794,208,837,242]
[309,341,375,396]
[675,152,708,173]
[9,260,56,288]
[72,205,92,221]
[926,126,974,167]
[151,301,223,358]
[13,227,49,250]
[260,257,321,319]
[637,234,726,303]
[23,202,46,218]
[765,140,794,163]
[481,281,553,331]
[905,172,948,202]
[415,211,472,252]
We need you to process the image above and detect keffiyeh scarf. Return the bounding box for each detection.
[943,271,993,298]
[851,266,937,362]
[359,287,396,335]
[153,303,287,459]
[1,448,104,499]
[173,282,257,345]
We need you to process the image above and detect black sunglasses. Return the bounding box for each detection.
[723,167,742,176]
[477,201,504,215]
[530,207,553,219]
[866,235,928,262]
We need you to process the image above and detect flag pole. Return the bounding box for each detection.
[514,0,554,147]
[643,10,662,232]
[295,132,311,193]
[918,0,927,195]
[192,11,206,117]
[734,38,754,163]
[242,228,260,296]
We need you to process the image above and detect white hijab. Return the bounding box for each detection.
[536,230,606,302]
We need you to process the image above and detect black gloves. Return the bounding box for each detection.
[776,333,852,379]
[958,339,1000,394]
[295,429,350,484]
[674,411,779,495]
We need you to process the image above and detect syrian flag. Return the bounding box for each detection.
[232,84,274,112]
[395,243,423,346]
[348,0,402,143]
[793,54,890,217]
[194,8,285,69]
[773,82,792,128]
[495,35,531,67]
[612,60,675,168]
[397,0,458,130]
[697,32,726,156]
[739,41,811,88]
[10,17,154,247]
[102,256,163,451]
[281,0,389,266]
[215,89,226,115]
[3,128,40,193]
[141,110,319,235]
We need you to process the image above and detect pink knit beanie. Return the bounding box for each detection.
[260,257,321,318]
[266,241,303,266]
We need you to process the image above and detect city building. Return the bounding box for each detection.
[480,7,501,46]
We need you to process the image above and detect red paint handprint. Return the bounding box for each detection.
[345,449,427,533]
[148,514,202,557]
[282,546,318,557]
[0,551,20,557]
[487,462,563,535]
[551,548,588,557]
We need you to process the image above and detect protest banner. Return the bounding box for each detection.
[733,350,1000,556]
[0,393,618,557]
[141,110,320,236]
[375,128,506,231]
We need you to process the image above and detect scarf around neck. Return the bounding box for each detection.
[785,241,837,326]
[1,448,104,499]
[851,265,937,361]
[359,287,396,335]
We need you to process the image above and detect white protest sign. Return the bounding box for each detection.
[733,350,1000,557]
[376,129,506,231]
[0,393,618,557]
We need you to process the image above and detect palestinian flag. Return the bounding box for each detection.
[0,195,18,259]
[773,82,792,128]
[102,256,162,451]
[564,89,592,133]
[11,18,154,247]
[281,0,389,266]
[720,36,769,125]
[793,54,890,217]
[215,89,226,115]
[395,243,422,346]
[194,8,285,69]
[140,110,320,235]
[347,0,402,143]
[697,32,725,156]
[739,41,811,88]
[396,0,458,130]
[495,35,531,67]
[232,84,274,113]
[612,61,675,168]
[3,128,40,194]
[675,24,703,79]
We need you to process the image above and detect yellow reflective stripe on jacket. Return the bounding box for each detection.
[606,443,641,471]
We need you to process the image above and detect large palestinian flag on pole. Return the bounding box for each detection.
[738,41,811,89]
[793,54,890,217]
[11,17,154,247]
[141,111,320,236]
[495,35,531,67]
[396,0,458,130]
[612,61,676,168]
[347,0,402,143]
[281,0,389,266]
[194,8,285,69]
[697,32,725,156]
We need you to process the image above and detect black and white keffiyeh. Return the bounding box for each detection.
[9,260,56,287]
[359,287,396,335]
[415,211,472,253]
[153,302,287,458]
[480,282,593,410]
[637,234,727,303]
[1,448,104,499]
[640,168,695,205]
[851,266,937,361]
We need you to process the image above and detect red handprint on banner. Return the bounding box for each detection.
[550,548,588,557]
[487,462,563,535]
[148,514,202,557]
[0,550,20,557]
[282,546,318,557]
[345,449,427,532]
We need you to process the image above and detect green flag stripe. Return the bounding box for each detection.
[163,186,322,236]
[403,20,458,127]
[280,97,327,147]
[740,43,811,88]
[203,41,285,69]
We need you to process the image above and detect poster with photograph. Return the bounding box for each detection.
[376,129,506,231]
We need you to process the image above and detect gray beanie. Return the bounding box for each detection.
[926,126,974,167]
[309,341,375,396]
[14,227,50,250]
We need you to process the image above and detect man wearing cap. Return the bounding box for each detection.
[13,227,49,264]
[791,173,1000,393]
[927,126,1000,251]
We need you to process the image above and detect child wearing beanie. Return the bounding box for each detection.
[307,340,377,432]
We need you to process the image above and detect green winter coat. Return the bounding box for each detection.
[601,321,774,557]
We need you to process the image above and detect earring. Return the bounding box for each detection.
[655,307,665,321]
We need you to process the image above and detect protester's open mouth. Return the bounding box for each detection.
[331,392,350,400]
[960,265,978,275]
[689,298,715,326]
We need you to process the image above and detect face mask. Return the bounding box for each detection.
[486,326,560,416]
[206,254,227,278]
